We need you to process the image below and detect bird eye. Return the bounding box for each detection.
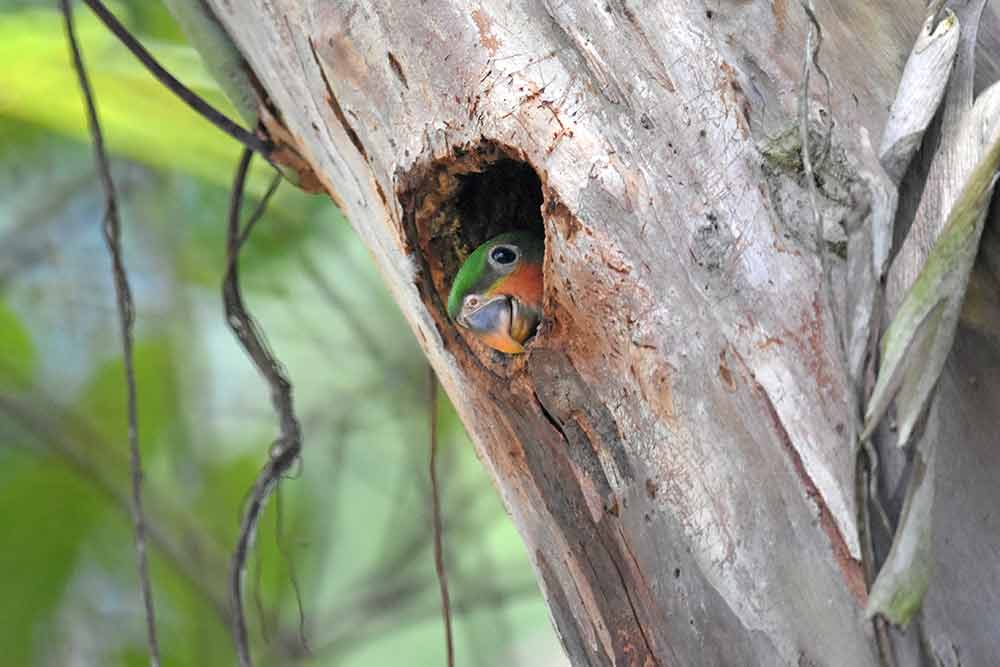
[464,294,480,309]
[490,245,518,265]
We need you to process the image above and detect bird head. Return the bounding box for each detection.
[447,231,544,354]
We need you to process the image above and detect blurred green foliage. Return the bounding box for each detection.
[0,2,562,665]
[0,302,36,389]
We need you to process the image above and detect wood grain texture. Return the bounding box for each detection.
[206,1,1000,664]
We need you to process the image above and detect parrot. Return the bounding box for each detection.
[447,231,544,354]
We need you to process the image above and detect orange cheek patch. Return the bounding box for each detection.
[490,262,543,308]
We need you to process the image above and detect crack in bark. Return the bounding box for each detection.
[536,549,612,667]
[308,38,369,162]
[533,384,617,509]
[498,390,660,665]
[756,380,867,604]
[530,349,633,491]
[609,526,661,666]
[578,544,623,664]
[534,389,571,443]
[395,147,658,665]
[387,51,409,89]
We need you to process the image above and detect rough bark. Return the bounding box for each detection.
[205,1,1000,665]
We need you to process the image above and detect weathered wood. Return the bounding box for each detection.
[205,1,1000,664]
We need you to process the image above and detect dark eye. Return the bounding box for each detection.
[490,245,518,265]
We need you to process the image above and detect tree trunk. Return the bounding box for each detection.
[204,1,1000,664]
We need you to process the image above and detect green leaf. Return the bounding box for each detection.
[0,302,36,389]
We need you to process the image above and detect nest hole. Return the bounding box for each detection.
[412,144,547,333]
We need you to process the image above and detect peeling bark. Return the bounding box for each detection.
[204,1,1000,664]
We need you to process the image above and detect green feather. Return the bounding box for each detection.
[447,231,543,319]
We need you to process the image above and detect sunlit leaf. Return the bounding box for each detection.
[0,6,275,195]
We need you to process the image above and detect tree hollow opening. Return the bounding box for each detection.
[410,143,546,355]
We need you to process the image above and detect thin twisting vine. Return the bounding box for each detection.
[81,0,273,158]
[798,4,895,666]
[60,2,161,665]
[428,367,455,667]
[275,486,312,656]
[224,148,303,667]
[798,0,840,357]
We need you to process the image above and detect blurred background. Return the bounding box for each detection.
[0,2,564,664]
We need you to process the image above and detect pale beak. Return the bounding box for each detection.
[458,295,529,354]
[459,294,509,332]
